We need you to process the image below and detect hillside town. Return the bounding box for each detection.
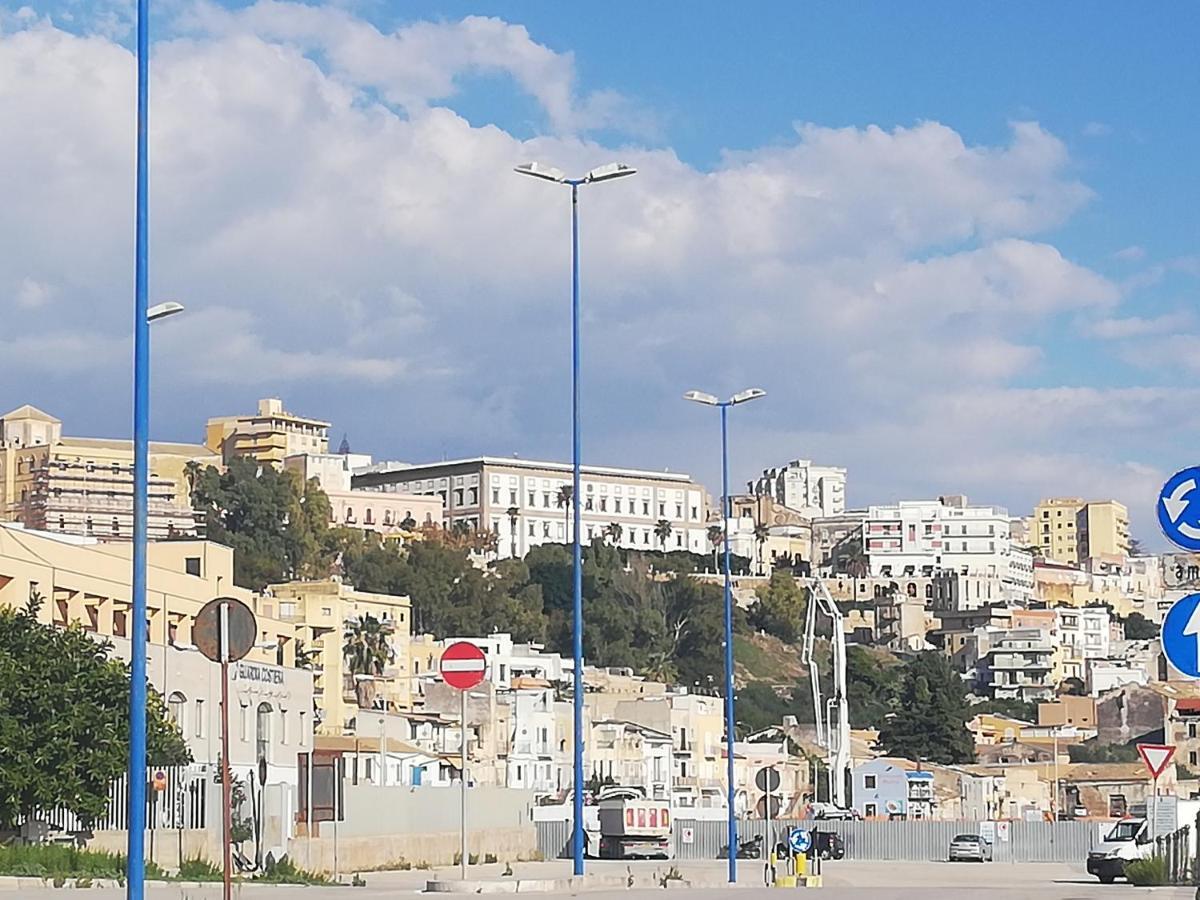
[2,396,1195,872]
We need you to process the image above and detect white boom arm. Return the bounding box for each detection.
[803,578,850,808]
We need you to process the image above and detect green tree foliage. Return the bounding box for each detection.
[877,652,974,764]
[0,596,190,828]
[1122,612,1159,640]
[190,459,335,589]
[736,680,815,736]
[845,646,901,728]
[747,571,808,643]
[969,697,1040,723]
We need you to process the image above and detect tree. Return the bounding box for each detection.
[0,594,190,829]
[970,697,1039,722]
[837,537,869,578]
[506,506,520,558]
[707,525,724,572]
[604,522,624,545]
[1059,677,1087,697]
[654,519,673,551]
[747,571,807,643]
[343,613,394,708]
[1129,538,1145,557]
[753,522,770,575]
[1123,612,1159,640]
[845,646,900,728]
[557,485,573,542]
[877,653,974,764]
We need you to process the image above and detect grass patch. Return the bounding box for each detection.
[175,856,222,881]
[0,843,167,880]
[1125,855,1168,886]
[255,855,331,885]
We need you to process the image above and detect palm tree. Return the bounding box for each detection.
[556,485,573,543]
[707,525,724,572]
[343,614,394,709]
[183,459,204,498]
[294,639,320,671]
[654,518,673,552]
[604,522,623,545]
[506,506,520,558]
[841,537,869,578]
[753,522,770,575]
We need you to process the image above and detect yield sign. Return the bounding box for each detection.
[1137,743,1176,780]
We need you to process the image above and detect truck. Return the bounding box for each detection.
[591,786,672,860]
[1086,818,1153,884]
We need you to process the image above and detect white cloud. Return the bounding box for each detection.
[1086,312,1192,340]
[1082,121,1112,138]
[0,11,1166,539]
[1114,244,1146,262]
[14,277,53,309]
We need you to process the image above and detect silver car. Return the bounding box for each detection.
[949,833,993,862]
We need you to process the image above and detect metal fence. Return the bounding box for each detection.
[11,765,208,835]
[1155,823,1193,885]
[536,818,1098,865]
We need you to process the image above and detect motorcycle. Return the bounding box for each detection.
[718,833,764,859]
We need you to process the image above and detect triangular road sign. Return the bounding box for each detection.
[1137,743,1176,779]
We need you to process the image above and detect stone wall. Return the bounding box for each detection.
[289,826,539,873]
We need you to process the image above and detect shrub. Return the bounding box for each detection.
[255,855,330,885]
[1126,856,1168,886]
[176,856,222,881]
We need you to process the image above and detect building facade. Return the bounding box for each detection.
[748,458,847,517]
[0,405,213,541]
[1031,498,1130,565]
[980,628,1056,703]
[206,397,330,467]
[353,457,708,559]
[284,452,443,535]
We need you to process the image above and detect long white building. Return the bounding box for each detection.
[864,496,1031,605]
[354,456,708,559]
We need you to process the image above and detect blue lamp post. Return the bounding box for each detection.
[514,160,636,876]
[683,387,766,884]
[127,0,152,893]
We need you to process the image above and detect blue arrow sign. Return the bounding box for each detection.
[1158,467,1200,551]
[789,828,812,854]
[1162,592,1200,678]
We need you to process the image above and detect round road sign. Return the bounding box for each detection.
[440,641,487,690]
[788,828,812,855]
[193,597,257,663]
[754,766,781,793]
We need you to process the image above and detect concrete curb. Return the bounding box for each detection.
[424,871,758,893]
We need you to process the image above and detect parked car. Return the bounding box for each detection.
[808,802,860,820]
[948,833,993,862]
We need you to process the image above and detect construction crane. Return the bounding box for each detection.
[801,578,850,808]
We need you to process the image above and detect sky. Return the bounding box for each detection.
[0,1,1197,544]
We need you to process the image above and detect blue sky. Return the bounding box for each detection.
[1,0,1197,542]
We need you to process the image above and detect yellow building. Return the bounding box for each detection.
[0,405,216,542]
[206,398,330,468]
[1031,498,1129,565]
[267,579,412,735]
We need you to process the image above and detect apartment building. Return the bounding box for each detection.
[980,628,1056,703]
[1057,606,1112,681]
[353,456,709,559]
[284,452,443,535]
[266,579,412,736]
[0,525,310,787]
[1031,498,1130,565]
[748,458,847,517]
[0,405,212,541]
[205,397,330,467]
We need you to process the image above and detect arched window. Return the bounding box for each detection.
[256,702,273,765]
[906,582,917,598]
[167,691,187,734]
[925,583,933,599]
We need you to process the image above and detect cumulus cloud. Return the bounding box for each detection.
[1086,312,1192,340]
[1114,244,1146,262]
[0,9,1170,540]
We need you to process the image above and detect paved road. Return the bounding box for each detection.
[6,860,1194,898]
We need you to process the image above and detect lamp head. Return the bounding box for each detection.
[514,162,567,183]
[730,388,766,405]
[147,301,185,323]
[585,162,637,183]
[683,390,720,407]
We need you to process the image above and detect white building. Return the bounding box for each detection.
[355,457,708,559]
[1058,606,1112,667]
[750,459,846,517]
[980,628,1056,703]
[507,686,561,794]
[864,497,1029,605]
[284,452,443,535]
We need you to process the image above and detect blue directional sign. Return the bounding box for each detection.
[788,828,812,854]
[1159,467,1200,551]
[1162,592,1200,679]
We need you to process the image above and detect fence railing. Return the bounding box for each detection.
[11,765,208,835]
[535,817,1098,865]
[1155,823,1192,885]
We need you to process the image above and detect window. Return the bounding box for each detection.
[529,522,536,537]
[111,517,119,534]
[167,692,186,733]
[1108,794,1127,818]
[492,489,500,504]
[1189,723,1197,739]
[865,803,877,817]
[614,499,622,513]
[528,491,536,506]
[675,504,683,518]
[185,557,201,577]
[864,774,877,789]
[195,699,205,737]
[599,498,607,512]
[240,704,250,741]
[256,702,272,763]
[691,506,698,520]
[279,708,288,745]
[509,490,517,505]
[299,711,307,746]
[643,501,650,515]
[658,503,665,516]
[543,493,552,508]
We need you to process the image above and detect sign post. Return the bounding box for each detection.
[194,597,257,900]
[755,766,781,884]
[1137,743,1176,838]
[440,642,487,882]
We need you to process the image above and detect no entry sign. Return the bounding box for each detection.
[440,641,487,690]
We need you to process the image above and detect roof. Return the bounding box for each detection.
[1147,681,1200,701]
[360,456,695,484]
[0,404,60,423]
[1055,762,1157,783]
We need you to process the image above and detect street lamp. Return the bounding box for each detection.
[683,386,766,884]
[127,298,183,899]
[515,159,636,877]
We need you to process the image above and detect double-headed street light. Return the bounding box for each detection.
[683,387,766,884]
[515,160,635,877]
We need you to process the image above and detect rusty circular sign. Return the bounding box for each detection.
[193,597,257,663]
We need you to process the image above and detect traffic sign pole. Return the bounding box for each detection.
[220,601,232,900]
[460,687,468,881]
[440,643,487,883]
